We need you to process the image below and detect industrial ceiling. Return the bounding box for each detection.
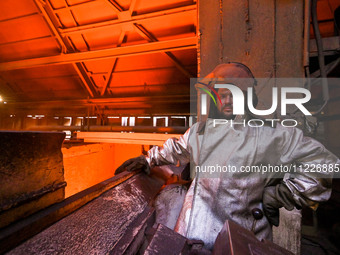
[0,0,339,120]
[0,0,197,116]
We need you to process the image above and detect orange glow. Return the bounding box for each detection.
[0,0,197,103]
[62,142,144,197]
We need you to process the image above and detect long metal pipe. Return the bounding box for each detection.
[311,0,329,104]
[27,125,188,134]
[309,0,330,116]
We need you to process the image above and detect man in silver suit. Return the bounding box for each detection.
[116,63,339,250]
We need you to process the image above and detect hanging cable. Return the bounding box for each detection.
[311,0,329,115]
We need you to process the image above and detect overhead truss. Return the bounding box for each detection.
[0,0,197,98]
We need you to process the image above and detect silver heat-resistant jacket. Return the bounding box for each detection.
[146,118,338,249]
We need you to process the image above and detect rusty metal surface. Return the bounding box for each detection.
[197,0,221,77]
[0,170,138,254]
[275,0,304,78]
[6,173,163,255]
[144,224,188,255]
[110,206,155,255]
[0,131,65,199]
[0,181,66,212]
[212,220,293,255]
[0,131,66,228]
[272,208,302,255]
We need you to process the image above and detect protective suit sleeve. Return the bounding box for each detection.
[277,126,338,210]
[145,128,191,168]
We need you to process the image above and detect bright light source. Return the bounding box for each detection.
[121,117,128,126]
[129,117,135,126]
[0,96,3,102]
[63,130,72,140]
[153,116,168,127]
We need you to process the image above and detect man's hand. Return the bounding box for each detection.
[115,155,151,175]
[262,184,296,226]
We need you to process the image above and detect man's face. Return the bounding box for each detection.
[217,88,234,119]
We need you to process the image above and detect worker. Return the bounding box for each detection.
[115,63,339,250]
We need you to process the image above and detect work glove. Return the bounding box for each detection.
[262,184,296,226]
[115,155,151,175]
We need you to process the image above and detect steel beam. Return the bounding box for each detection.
[60,5,196,36]
[44,0,68,28]
[73,62,97,97]
[5,94,191,108]
[57,0,80,26]
[34,0,98,97]
[309,36,340,57]
[76,131,182,145]
[0,35,54,47]
[129,0,138,15]
[28,127,187,135]
[134,24,193,78]
[101,58,117,96]
[55,0,98,97]
[0,12,40,23]
[52,0,99,12]
[107,0,124,12]
[100,1,194,81]
[33,0,65,52]
[0,37,196,71]
[100,30,126,96]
